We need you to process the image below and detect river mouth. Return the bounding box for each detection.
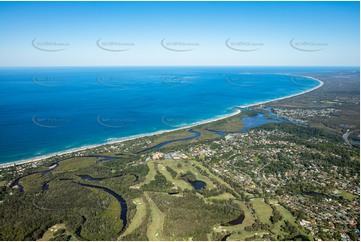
[239,108,285,133]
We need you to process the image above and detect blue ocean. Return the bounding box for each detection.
[0,66,353,164]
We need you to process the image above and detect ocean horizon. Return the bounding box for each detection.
[0,66,356,164]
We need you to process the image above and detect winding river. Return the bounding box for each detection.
[9,162,60,192]
[74,182,128,234]
[117,129,201,155]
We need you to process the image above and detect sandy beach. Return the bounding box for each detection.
[0,75,324,169]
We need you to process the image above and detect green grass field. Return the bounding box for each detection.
[335,189,359,200]
[157,163,192,190]
[155,159,217,190]
[206,192,235,201]
[272,204,311,240]
[144,192,166,240]
[54,157,96,172]
[119,197,147,239]
[187,159,237,193]
[7,153,305,241]
[38,224,76,241]
[250,198,273,225]
[215,199,255,234]
[16,173,46,192]
[175,160,216,186]
[134,160,157,189]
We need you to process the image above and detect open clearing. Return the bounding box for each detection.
[119,197,147,239]
[157,163,192,190]
[251,198,273,225]
[38,223,76,241]
[133,160,157,189]
[335,189,358,200]
[144,192,165,240]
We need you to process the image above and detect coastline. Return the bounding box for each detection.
[0,75,324,169]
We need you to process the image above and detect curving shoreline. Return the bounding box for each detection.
[0,75,324,168]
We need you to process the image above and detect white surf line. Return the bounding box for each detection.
[0,75,323,169]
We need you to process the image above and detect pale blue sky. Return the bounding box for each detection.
[0,1,359,66]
